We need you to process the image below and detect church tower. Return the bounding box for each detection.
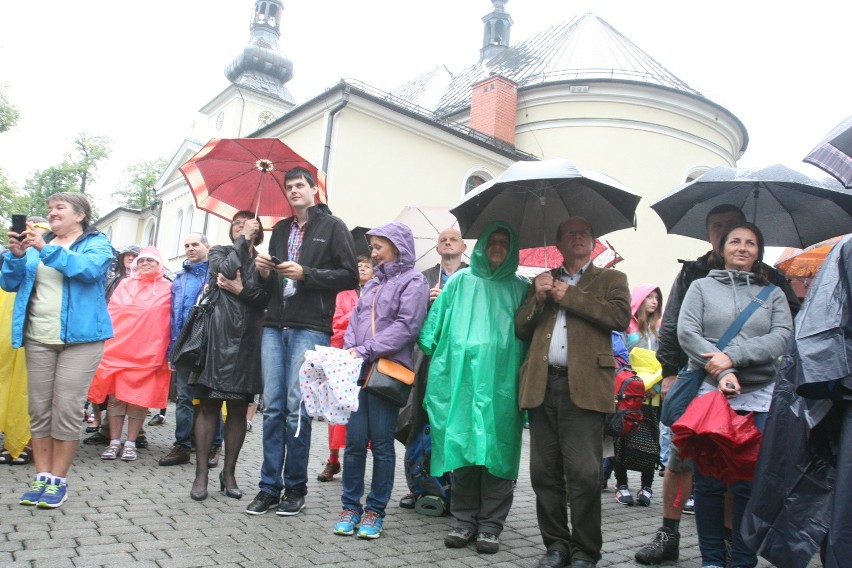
[225,0,295,104]
[480,0,513,63]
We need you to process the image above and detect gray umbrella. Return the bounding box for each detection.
[651,163,852,248]
[804,114,852,188]
[450,159,641,249]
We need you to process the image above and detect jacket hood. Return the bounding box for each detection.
[470,221,520,280]
[131,246,166,279]
[706,269,763,311]
[628,283,663,334]
[367,222,416,277]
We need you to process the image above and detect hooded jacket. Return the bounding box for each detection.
[344,222,428,372]
[677,269,793,392]
[0,226,114,348]
[169,258,209,345]
[625,283,662,350]
[419,222,530,479]
[259,204,358,334]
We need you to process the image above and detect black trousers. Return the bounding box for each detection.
[529,371,605,563]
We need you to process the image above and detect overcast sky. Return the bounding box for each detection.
[1,1,849,212]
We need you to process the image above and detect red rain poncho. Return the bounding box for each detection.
[88,249,172,408]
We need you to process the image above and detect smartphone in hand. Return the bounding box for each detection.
[11,214,27,241]
[269,256,283,265]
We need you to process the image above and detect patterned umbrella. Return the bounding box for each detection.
[804,114,852,188]
[179,138,326,228]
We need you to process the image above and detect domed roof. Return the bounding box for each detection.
[407,13,703,117]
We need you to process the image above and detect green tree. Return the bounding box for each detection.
[0,169,18,234]
[66,132,111,194]
[0,85,20,133]
[113,157,168,209]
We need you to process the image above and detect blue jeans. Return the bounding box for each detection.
[173,367,223,449]
[341,387,400,517]
[659,423,672,465]
[693,411,767,568]
[259,327,329,497]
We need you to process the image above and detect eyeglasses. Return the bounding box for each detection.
[137,258,158,264]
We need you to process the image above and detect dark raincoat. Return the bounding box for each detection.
[193,236,268,395]
[420,222,530,480]
[743,235,852,568]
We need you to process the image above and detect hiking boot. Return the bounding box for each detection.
[276,491,306,516]
[159,445,190,466]
[20,477,49,506]
[245,491,279,515]
[357,510,383,539]
[207,445,221,468]
[317,461,341,482]
[683,495,695,514]
[636,487,653,506]
[635,527,680,565]
[148,414,166,426]
[615,485,634,506]
[476,532,500,554]
[101,442,121,460]
[37,482,68,509]
[135,433,148,449]
[444,526,476,548]
[333,508,362,536]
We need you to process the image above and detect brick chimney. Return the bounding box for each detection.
[469,74,517,146]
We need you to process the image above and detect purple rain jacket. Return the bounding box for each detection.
[344,222,429,372]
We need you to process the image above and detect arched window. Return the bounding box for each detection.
[185,205,194,234]
[173,210,184,257]
[142,219,156,247]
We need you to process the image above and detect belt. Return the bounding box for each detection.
[548,364,567,375]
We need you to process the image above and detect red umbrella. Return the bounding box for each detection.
[179,138,327,228]
[519,239,624,269]
[804,114,852,188]
[671,390,762,484]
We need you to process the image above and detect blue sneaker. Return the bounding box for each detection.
[37,482,68,509]
[357,510,383,539]
[334,508,362,536]
[20,477,49,506]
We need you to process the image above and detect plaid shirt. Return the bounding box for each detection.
[288,220,306,263]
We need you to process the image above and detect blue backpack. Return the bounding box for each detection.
[403,423,452,514]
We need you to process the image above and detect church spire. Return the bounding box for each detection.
[480,0,513,63]
[225,0,295,103]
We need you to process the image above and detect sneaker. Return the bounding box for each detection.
[357,510,383,539]
[121,444,138,461]
[135,433,148,449]
[615,485,634,506]
[158,445,190,466]
[476,532,500,554]
[207,445,221,468]
[317,460,341,482]
[101,442,121,460]
[635,527,680,565]
[37,482,68,509]
[333,508,362,536]
[247,420,253,432]
[148,414,165,426]
[683,495,695,514]
[636,487,653,506]
[245,491,280,515]
[20,477,49,506]
[86,413,95,424]
[83,430,110,445]
[275,491,306,516]
[444,526,476,548]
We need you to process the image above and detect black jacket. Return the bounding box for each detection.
[656,251,801,378]
[259,205,358,334]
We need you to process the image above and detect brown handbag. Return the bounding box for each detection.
[362,286,414,407]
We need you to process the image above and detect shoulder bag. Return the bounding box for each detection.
[362,285,415,407]
[170,285,218,374]
[660,284,775,427]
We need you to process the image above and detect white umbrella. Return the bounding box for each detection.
[393,206,475,271]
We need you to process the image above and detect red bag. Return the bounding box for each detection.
[671,390,762,484]
[604,355,646,437]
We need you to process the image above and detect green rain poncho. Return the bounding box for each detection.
[419,222,529,480]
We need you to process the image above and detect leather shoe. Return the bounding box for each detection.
[537,549,569,568]
[190,487,208,501]
[219,471,242,499]
[570,561,596,568]
[207,445,221,468]
[399,493,417,509]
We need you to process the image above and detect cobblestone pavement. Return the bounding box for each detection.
[0,407,792,567]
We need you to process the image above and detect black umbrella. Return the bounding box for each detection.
[804,114,852,188]
[450,159,641,249]
[651,163,852,248]
[350,226,371,258]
